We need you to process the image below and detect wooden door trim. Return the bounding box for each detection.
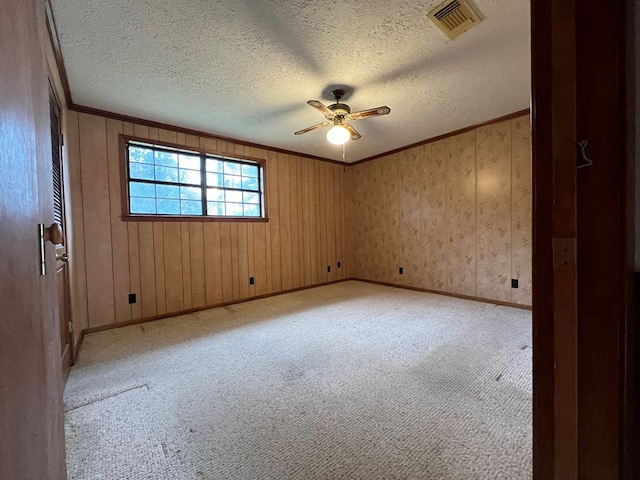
[532,0,635,478]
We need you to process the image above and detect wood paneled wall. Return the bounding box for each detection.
[346,115,532,306]
[67,112,345,329]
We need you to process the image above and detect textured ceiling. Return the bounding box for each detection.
[50,0,530,162]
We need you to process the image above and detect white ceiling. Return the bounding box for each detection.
[50,0,530,162]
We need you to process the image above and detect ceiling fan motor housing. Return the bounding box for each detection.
[328,103,351,117]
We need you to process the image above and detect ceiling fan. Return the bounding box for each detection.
[294,89,391,145]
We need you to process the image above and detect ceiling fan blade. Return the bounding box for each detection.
[294,121,331,135]
[349,106,391,121]
[343,123,361,141]
[307,100,335,119]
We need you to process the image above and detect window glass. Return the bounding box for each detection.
[127,140,264,219]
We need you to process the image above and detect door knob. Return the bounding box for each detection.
[56,253,69,262]
[45,223,63,245]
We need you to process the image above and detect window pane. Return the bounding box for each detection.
[179,169,200,185]
[225,190,242,203]
[179,154,200,170]
[242,164,258,177]
[207,188,224,202]
[181,200,202,215]
[156,184,179,199]
[223,175,242,189]
[130,163,155,180]
[129,146,153,164]
[223,162,241,175]
[155,166,179,182]
[243,192,260,204]
[225,203,243,216]
[242,177,259,191]
[180,186,201,200]
[206,172,223,187]
[129,181,155,197]
[130,197,156,214]
[207,202,224,216]
[243,204,261,217]
[155,151,178,166]
[127,143,264,219]
[156,199,180,214]
[206,159,223,172]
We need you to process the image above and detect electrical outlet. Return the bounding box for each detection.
[511,279,519,288]
[249,277,255,285]
[399,267,404,275]
[128,293,137,304]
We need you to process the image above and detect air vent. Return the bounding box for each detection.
[427,0,482,40]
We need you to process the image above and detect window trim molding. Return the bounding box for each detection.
[119,134,268,222]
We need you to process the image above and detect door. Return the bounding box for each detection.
[0,0,67,477]
[50,86,73,380]
[531,0,634,478]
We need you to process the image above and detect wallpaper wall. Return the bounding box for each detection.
[345,115,532,306]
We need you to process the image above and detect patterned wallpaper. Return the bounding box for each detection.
[346,115,532,306]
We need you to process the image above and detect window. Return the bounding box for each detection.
[123,137,265,220]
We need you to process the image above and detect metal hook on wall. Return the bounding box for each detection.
[577,140,593,169]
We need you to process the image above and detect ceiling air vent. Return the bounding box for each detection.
[427,0,482,40]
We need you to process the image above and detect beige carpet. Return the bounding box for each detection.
[64,281,532,479]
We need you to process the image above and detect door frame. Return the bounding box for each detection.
[531,0,636,478]
[49,80,74,379]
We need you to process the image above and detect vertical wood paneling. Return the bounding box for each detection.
[317,161,328,283]
[163,222,184,312]
[247,222,256,297]
[138,223,157,317]
[325,162,336,281]
[267,151,282,292]
[334,163,345,280]
[380,155,400,283]
[204,222,223,304]
[278,154,293,290]
[421,142,448,291]
[289,157,301,288]
[236,223,249,299]
[446,133,477,296]
[65,110,89,335]
[153,222,166,314]
[189,223,206,308]
[79,113,115,327]
[399,148,422,287]
[180,223,192,309]
[229,223,241,299]
[72,111,350,327]
[347,115,531,306]
[106,118,131,323]
[128,222,142,319]
[308,160,319,284]
[511,117,532,304]
[219,222,233,302]
[253,222,267,296]
[476,121,512,302]
[158,129,177,144]
[300,160,312,285]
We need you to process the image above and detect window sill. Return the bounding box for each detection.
[121,214,269,223]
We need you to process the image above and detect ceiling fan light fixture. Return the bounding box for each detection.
[327,124,350,145]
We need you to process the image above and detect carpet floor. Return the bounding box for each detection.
[64,281,532,480]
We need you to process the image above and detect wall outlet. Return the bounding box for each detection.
[249,277,255,285]
[128,293,137,304]
[511,279,519,288]
[399,267,404,275]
